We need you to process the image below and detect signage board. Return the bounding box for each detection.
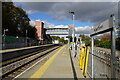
[68,25,74,27]
[68,25,73,36]
[90,15,116,79]
[91,17,113,35]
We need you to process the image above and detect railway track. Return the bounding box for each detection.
[1,45,55,67]
[1,45,60,79]
[93,49,120,69]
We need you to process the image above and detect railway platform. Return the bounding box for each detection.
[15,45,89,79]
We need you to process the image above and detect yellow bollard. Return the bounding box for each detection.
[83,45,90,77]
[79,45,86,70]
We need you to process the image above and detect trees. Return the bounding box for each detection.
[59,37,68,44]
[94,39,101,47]
[100,40,111,49]
[27,25,37,39]
[94,33,111,49]
[66,36,72,42]
[101,33,111,40]
[51,36,68,44]
[2,2,17,36]
[2,2,36,39]
[116,38,120,50]
[51,36,60,40]
[99,33,111,49]
[79,35,91,45]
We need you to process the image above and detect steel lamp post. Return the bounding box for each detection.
[69,11,75,57]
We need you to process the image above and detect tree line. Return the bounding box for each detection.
[51,36,68,44]
[2,2,37,39]
[79,34,120,51]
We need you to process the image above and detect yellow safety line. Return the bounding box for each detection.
[0,44,51,53]
[30,45,66,79]
[0,46,38,53]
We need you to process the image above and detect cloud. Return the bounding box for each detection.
[29,19,92,34]
[29,19,55,28]
[75,26,92,34]
[29,20,35,26]
[26,10,38,14]
[54,25,68,28]
[43,21,68,28]
[15,2,118,25]
[43,21,55,28]
[12,0,119,2]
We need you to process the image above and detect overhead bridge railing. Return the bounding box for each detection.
[79,44,90,77]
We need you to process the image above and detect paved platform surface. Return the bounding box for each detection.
[17,44,90,79]
[40,45,73,78]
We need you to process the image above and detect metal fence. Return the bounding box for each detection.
[2,36,38,50]
[88,47,120,79]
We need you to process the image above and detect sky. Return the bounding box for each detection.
[13,1,119,35]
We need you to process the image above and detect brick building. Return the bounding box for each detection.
[35,20,44,44]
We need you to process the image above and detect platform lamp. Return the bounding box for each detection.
[69,11,75,56]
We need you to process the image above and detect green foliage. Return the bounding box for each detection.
[66,36,72,38]
[100,40,111,49]
[94,39,111,49]
[51,36,68,44]
[2,2,36,39]
[116,38,120,50]
[95,38,120,51]
[51,36,60,40]
[59,38,68,44]
[79,35,91,45]
[94,39,102,47]
[27,25,37,39]
[5,36,16,42]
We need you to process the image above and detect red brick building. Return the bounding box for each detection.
[35,20,44,44]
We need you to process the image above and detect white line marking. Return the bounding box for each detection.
[12,47,58,80]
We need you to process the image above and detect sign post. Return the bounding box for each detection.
[90,14,116,80]
[111,15,116,79]
[91,37,94,80]
[68,25,74,49]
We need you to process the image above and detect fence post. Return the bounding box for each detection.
[111,15,116,79]
[91,37,94,80]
